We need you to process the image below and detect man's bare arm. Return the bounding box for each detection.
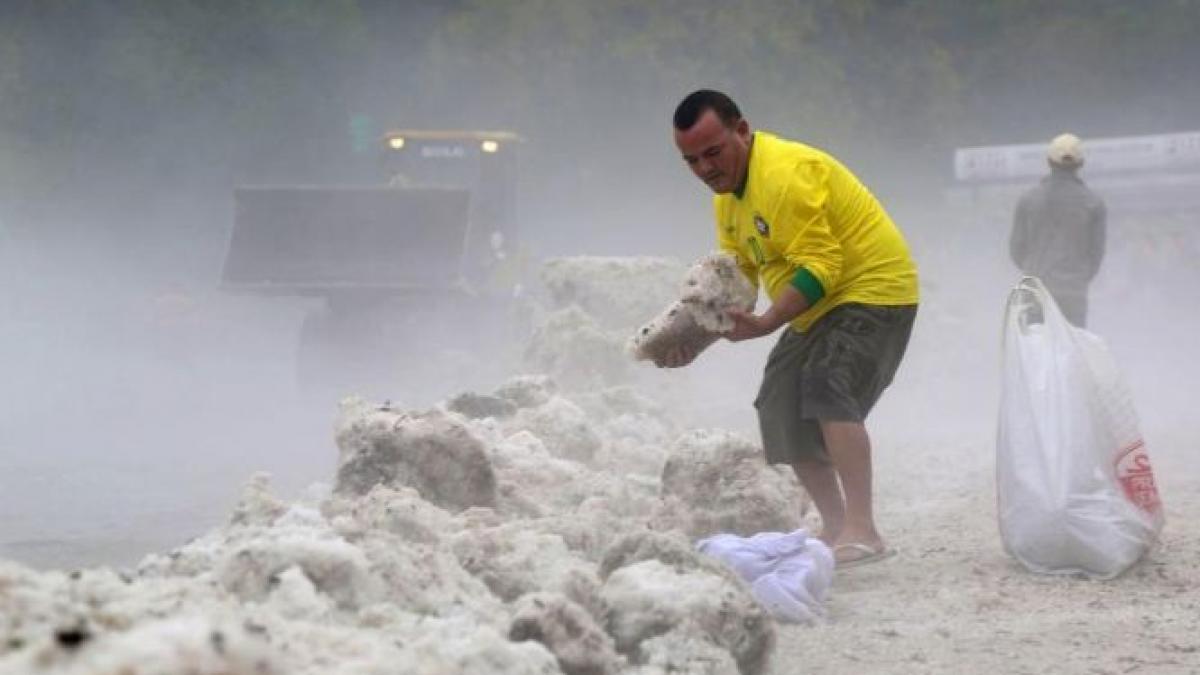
[725,285,811,342]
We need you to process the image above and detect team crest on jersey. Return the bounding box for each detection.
[754,214,770,237]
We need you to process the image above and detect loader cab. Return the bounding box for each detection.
[380,129,521,290]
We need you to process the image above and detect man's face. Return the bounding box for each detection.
[674,109,752,194]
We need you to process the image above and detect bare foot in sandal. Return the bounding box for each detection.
[834,542,896,569]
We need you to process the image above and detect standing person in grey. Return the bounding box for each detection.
[1009,133,1107,327]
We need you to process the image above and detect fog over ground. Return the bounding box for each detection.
[1,0,1198,582]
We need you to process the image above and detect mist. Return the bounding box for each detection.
[2,0,1197,577]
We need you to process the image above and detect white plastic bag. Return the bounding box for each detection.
[997,277,1164,579]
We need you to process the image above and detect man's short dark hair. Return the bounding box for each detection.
[673,89,742,131]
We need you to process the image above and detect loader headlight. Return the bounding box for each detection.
[480,140,500,154]
[387,136,406,150]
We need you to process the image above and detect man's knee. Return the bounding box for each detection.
[818,419,868,439]
[791,456,833,475]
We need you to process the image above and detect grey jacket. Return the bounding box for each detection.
[1009,169,1107,294]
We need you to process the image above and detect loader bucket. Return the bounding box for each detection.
[220,186,470,295]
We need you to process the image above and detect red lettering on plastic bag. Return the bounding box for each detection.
[1114,441,1162,514]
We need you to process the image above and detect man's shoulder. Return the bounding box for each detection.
[754,133,828,188]
[1019,179,1050,202]
[757,131,827,164]
[1051,176,1105,207]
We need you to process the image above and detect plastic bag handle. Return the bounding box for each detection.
[1003,275,1069,337]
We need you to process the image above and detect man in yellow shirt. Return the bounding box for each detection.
[661,90,919,568]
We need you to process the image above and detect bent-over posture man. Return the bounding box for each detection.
[661,90,919,568]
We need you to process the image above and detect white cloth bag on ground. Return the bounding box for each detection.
[997,277,1164,579]
[697,529,834,623]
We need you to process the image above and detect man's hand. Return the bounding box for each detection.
[724,284,811,342]
[655,345,697,368]
[724,308,775,342]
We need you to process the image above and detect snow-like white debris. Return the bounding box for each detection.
[323,484,456,546]
[598,530,738,583]
[509,592,624,675]
[446,391,519,420]
[600,560,774,675]
[575,387,677,477]
[629,631,740,675]
[450,526,598,607]
[626,300,714,363]
[228,472,289,526]
[540,257,686,331]
[507,395,603,464]
[655,430,810,539]
[525,306,631,389]
[628,253,756,363]
[403,620,564,675]
[678,253,758,333]
[486,431,590,516]
[494,374,558,409]
[0,616,282,675]
[214,524,376,610]
[0,257,816,674]
[333,398,498,512]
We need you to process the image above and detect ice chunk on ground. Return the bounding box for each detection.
[525,307,631,388]
[654,429,809,539]
[494,374,558,408]
[598,530,738,583]
[263,565,336,620]
[450,526,599,608]
[483,430,591,516]
[322,484,455,546]
[333,397,498,512]
[540,256,685,330]
[629,630,740,675]
[574,387,677,477]
[213,525,376,610]
[506,395,603,464]
[509,592,624,675]
[600,559,774,675]
[136,476,504,625]
[228,472,289,527]
[1,334,806,675]
[402,619,564,675]
[445,391,519,420]
[0,616,282,675]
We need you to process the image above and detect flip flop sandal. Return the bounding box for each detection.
[834,543,897,569]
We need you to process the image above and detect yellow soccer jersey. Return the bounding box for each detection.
[714,131,919,332]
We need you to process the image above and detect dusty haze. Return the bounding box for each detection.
[1,0,1197,579]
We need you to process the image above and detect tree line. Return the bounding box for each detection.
[2,0,1197,224]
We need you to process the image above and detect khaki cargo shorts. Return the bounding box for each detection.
[754,302,917,465]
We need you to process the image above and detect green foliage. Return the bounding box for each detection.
[0,0,370,208]
[1,0,1198,214]
[417,0,1198,143]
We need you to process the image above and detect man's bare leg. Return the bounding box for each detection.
[820,420,885,560]
[790,459,845,545]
